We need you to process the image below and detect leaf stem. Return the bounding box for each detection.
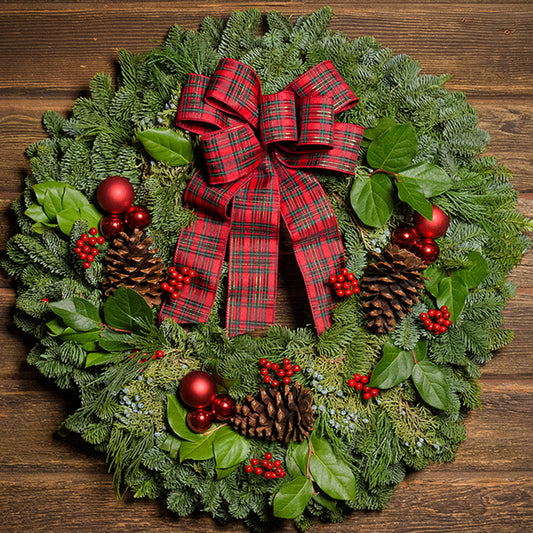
[306,437,316,494]
[411,349,418,365]
[369,168,398,180]
[203,423,228,437]
[99,323,133,334]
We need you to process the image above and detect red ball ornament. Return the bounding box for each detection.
[96,175,135,214]
[415,238,440,264]
[413,204,450,239]
[186,409,214,433]
[392,225,420,250]
[212,394,236,421]
[124,205,151,230]
[179,370,217,409]
[99,214,124,238]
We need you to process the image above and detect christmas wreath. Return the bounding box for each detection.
[2,7,531,532]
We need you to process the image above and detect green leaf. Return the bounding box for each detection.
[33,181,67,204]
[363,117,398,141]
[309,435,356,501]
[43,189,63,220]
[412,360,450,410]
[367,123,418,172]
[180,432,216,462]
[216,464,240,479]
[396,178,434,220]
[166,393,204,442]
[98,328,133,352]
[79,204,103,230]
[413,338,428,363]
[59,327,102,345]
[46,318,66,336]
[56,207,82,235]
[424,264,446,298]
[273,476,314,519]
[25,203,50,224]
[288,439,309,476]
[369,341,414,389]
[161,435,181,460]
[397,163,453,198]
[213,426,250,469]
[436,274,468,322]
[350,172,395,227]
[62,186,89,210]
[49,297,101,332]
[136,128,193,166]
[313,492,338,512]
[458,251,490,289]
[85,351,118,368]
[103,287,152,334]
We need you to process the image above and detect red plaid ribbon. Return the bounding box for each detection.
[159,58,364,337]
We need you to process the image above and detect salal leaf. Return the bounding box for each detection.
[46,318,66,336]
[313,492,338,512]
[370,341,414,389]
[103,287,152,333]
[62,186,89,209]
[273,476,314,519]
[458,251,490,289]
[136,128,193,166]
[367,123,417,172]
[166,393,203,442]
[179,431,216,462]
[396,178,434,220]
[350,172,395,227]
[43,189,63,220]
[98,328,133,352]
[32,181,67,204]
[424,264,446,298]
[25,203,50,224]
[56,207,82,235]
[216,464,240,479]
[49,297,101,332]
[309,435,356,501]
[288,439,309,475]
[398,163,453,198]
[213,426,250,469]
[161,435,181,460]
[363,116,398,141]
[437,273,468,322]
[412,360,450,410]
[85,351,117,368]
[79,204,103,230]
[59,327,102,345]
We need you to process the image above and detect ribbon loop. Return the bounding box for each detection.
[160,58,364,337]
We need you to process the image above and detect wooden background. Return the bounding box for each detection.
[1,1,531,531]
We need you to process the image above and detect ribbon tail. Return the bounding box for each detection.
[226,160,280,337]
[274,159,344,334]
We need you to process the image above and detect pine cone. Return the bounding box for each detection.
[102,228,166,307]
[360,244,425,334]
[230,381,314,444]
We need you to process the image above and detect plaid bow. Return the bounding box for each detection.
[159,58,364,337]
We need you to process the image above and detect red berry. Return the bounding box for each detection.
[171,292,179,300]
[91,248,98,256]
[336,290,344,297]
[176,282,184,290]
[265,452,273,460]
[283,377,291,384]
[337,275,345,283]
[271,363,279,371]
[437,317,445,325]
[444,320,452,327]
[363,385,370,393]
[436,310,442,319]
[353,286,360,294]
[420,313,427,320]
[428,309,436,317]
[443,312,451,320]
[184,276,192,285]
[286,369,294,377]
[76,240,84,248]
[181,267,189,275]
[293,365,301,372]
[88,237,97,246]
[83,262,91,269]
[343,281,351,290]
[245,465,253,473]
[251,458,259,466]
[278,471,286,478]
[440,305,448,313]
[156,350,164,358]
[361,375,369,384]
[74,247,81,254]
[274,460,281,467]
[424,319,432,327]
[79,253,87,260]
[329,275,337,284]
[254,467,263,475]
[264,375,271,383]
[440,326,448,333]
[83,245,91,253]
[353,374,361,381]
[259,358,267,366]
[277,369,285,377]
[89,227,98,235]
[189,269,197,278]
[355,382,363,390]
[260,368,268,376]
[334,282,343,290]
[363,392,371,400]
[86,255,94,262]
[344,289,352,297]
[81,234,89,241]
[347,272,355,281]
[261,459,269,467]
[265,361,272,369]
[41,298,49,303]
[283,358,290,365]
[271,473,278,479]
[97,236,105,245]
[348,379,356,387]
[168,266,176,274]
[427,323,434,331]
[264,471,272,479]
[271,380,279,387]
[341,268,349,276]
[371,388,379,397]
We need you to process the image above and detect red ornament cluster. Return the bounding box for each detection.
[328,268,360,298]
[419,305,452,335]
[161,266,197,300]
[244,452,286,480]
[347,373,379,400]
[73,227,106,269]
[259,358,301,388]
[179,371,236,433]
[392,204,450,265]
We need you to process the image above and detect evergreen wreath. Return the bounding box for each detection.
[2,7,532,532]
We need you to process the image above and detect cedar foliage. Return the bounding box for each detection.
[1,8,531,532]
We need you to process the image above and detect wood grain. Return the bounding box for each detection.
[0,2,531,532]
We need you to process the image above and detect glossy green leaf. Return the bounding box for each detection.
[43,189,63,220]
[396,178,434,220]
[213,426,250,469]
[32,181,68,204]
[103,287,152,334]
[56,207,82,235]
[79,204,103,230]
[367,123,418,172]
[288,439,309,476]
[161,435,181,460]
[49,297,101,332]
[98,328,133,352]
[46,318,66,336]
[136,128,193,166]
[412,360,450,410]
[350,172,395,227]
[25,203,50,224]
[309,435,356,501]
[166,393,204,442]
[313,492,338,512]
[179,431,216,462]
[458,251,490,289]
[363,117,398,141]
[369,341,414,389]
[59,327,102,345]
[216,464,240,479]
[85,351,117,368]
[424,264,446,298]
[437,273,468,322]
[62,186,89,210]
[273,476,314,519]
[398,163,453,198]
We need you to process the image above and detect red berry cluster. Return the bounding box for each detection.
[74,227,106,269]
[259,358,301,388]
[161,266,197,300]
[347,373,379,400]
[419,305,452,335]
[328,268,360,298]
[130,349,165,363]
[244,452,286,480]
